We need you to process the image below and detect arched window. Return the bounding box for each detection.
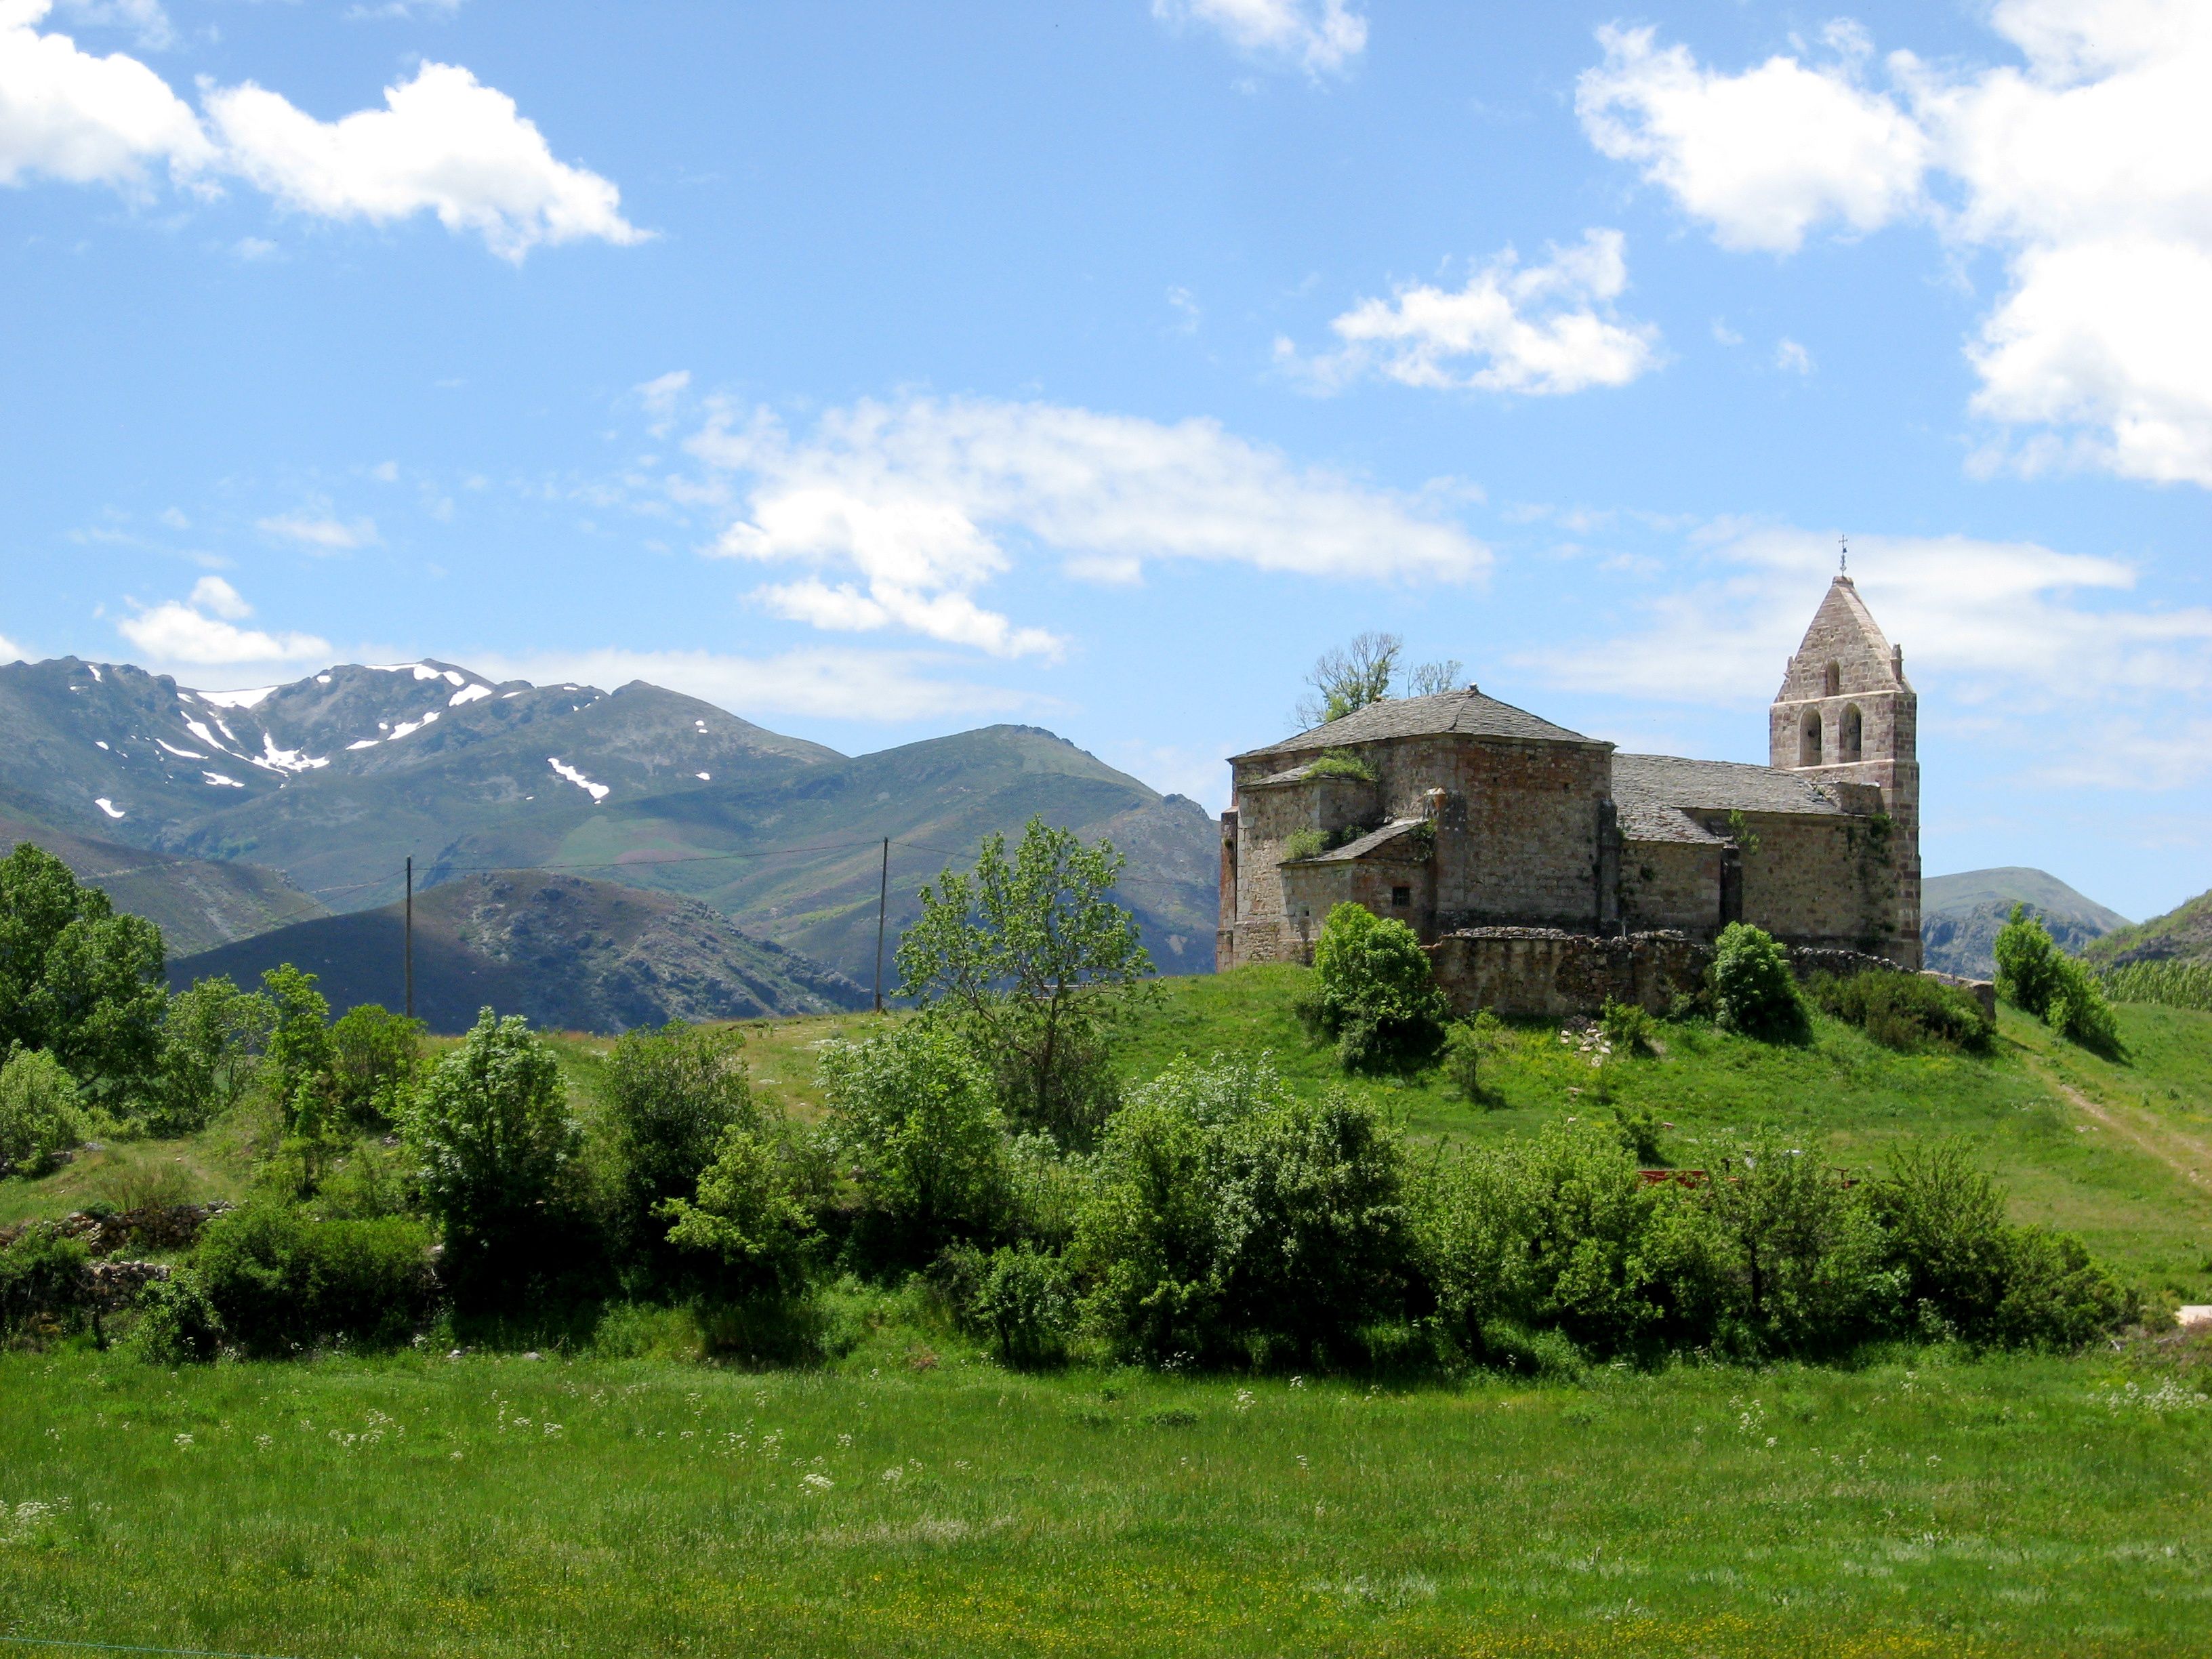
[1823,661,1841,697]
[1800,708,1823,766]
[1840,703,1863,762]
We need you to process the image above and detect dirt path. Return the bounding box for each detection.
[2040,1067,2212,1195]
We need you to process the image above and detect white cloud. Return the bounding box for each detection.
[205,62,644,262]
[0,7,640,259]
[1774,337,1814,374]
[1523,522,2212,785]
[687,394,1488,658]
[117,583,331,666]
[471,646,1040,724]
[1290,228,1660,396]
[188,574,250,619]
[0,0,211,187]
[0,631,26,663]
[257,511,377,552]
[1577,24,1928,255]
[1152,0,1366,77]
[1578,3,2212,485]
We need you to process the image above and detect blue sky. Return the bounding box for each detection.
[2,0,2207,920]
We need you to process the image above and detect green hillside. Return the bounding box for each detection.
[2087,886,2212,967]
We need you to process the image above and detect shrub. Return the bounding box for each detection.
[948,1242,1075,1366]
[1073,1054,1415,1366]
[1419,1118,1671,1361]
[821,1021,1008,1268]
[1305,902,1451,1073]
[602,1022,758,1274]
[1994,905,2063,1014]
[1598,998,1655,1055]
[404,1008,579,1285]
[1303,752,1378,783]
[327,1004,426,1127]
[1610,1105,1666,1166]
[1866,1139,2130,1349]
[1280,829,1327,863]
[130,1269,224,1364]
[1440,1022,1484,1103]
[0,1224,89,1337]
[194,1202,434,1353]
[0,1046,85,1178]
[1708,924,1807,1043]
[660,1126,817,1302]
[1699,1137,1890,1356]
[1809,970,1993,1054]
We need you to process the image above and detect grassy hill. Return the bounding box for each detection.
[1921,865,2129,978]
[2087,886,2212,967]
[0,809,325,957]
[167,869,867,1033]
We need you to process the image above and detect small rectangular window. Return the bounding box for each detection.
[1391,886,1411,908]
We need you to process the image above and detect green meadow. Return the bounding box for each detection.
[5,967,2212,1656]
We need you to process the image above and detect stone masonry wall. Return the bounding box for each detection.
[1427,928,1953,1020]
[1618,839,1723,934]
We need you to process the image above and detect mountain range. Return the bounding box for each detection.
[0,655,1221,1004]
[1920,867,2130,979]
[168,870,868,1033]
[2083,888,2212,968]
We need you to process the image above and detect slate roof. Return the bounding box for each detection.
[1287,819,1431,864]
[1611,752,1857,842]
[1232,688,1595,763]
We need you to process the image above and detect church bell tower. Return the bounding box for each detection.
[1771,566,1922,967]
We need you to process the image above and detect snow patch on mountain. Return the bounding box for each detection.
[94,798,123,819]
[449,682,493,708]
[199,687,276,709]
[548,758,609,802]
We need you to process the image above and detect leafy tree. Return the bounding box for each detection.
[31,910,167,1113]
[194,1202,433,1354]
[602,1022,757,1267]
[0,1046,84,1178]
[405,1008,579,1279]
[261,964,335,1128]
[821,1022,1008,1266]
[1994,906,2118,1052]
[1294,632,1466,726]
[0,844,167,1111]
[1708,922,1807,1042]
[156,977,276,1135]
[1303,901,1450,1071]
[0,844,100,1052]
[1295,630,1403,727]
[327,1003,426,1127]
[897,817,1153,1147]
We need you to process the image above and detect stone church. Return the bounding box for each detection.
[1216,574,1923,1006]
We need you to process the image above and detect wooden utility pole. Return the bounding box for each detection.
[873,836,889,1013]
[404,855,415,1021]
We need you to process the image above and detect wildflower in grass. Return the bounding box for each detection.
[1235,1389,1255,1413]
[173,1433,194,1449]
[801,1473,833,1492]
[544,1422,563,1438]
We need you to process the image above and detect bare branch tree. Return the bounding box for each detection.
[1404,657,1465,698]
[1294,631,1403,729]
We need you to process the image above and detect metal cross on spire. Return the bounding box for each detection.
[1839,533,1849,575]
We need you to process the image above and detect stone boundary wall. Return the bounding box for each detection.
[0,1202,230,1258]
[1428,928,1993,1021]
